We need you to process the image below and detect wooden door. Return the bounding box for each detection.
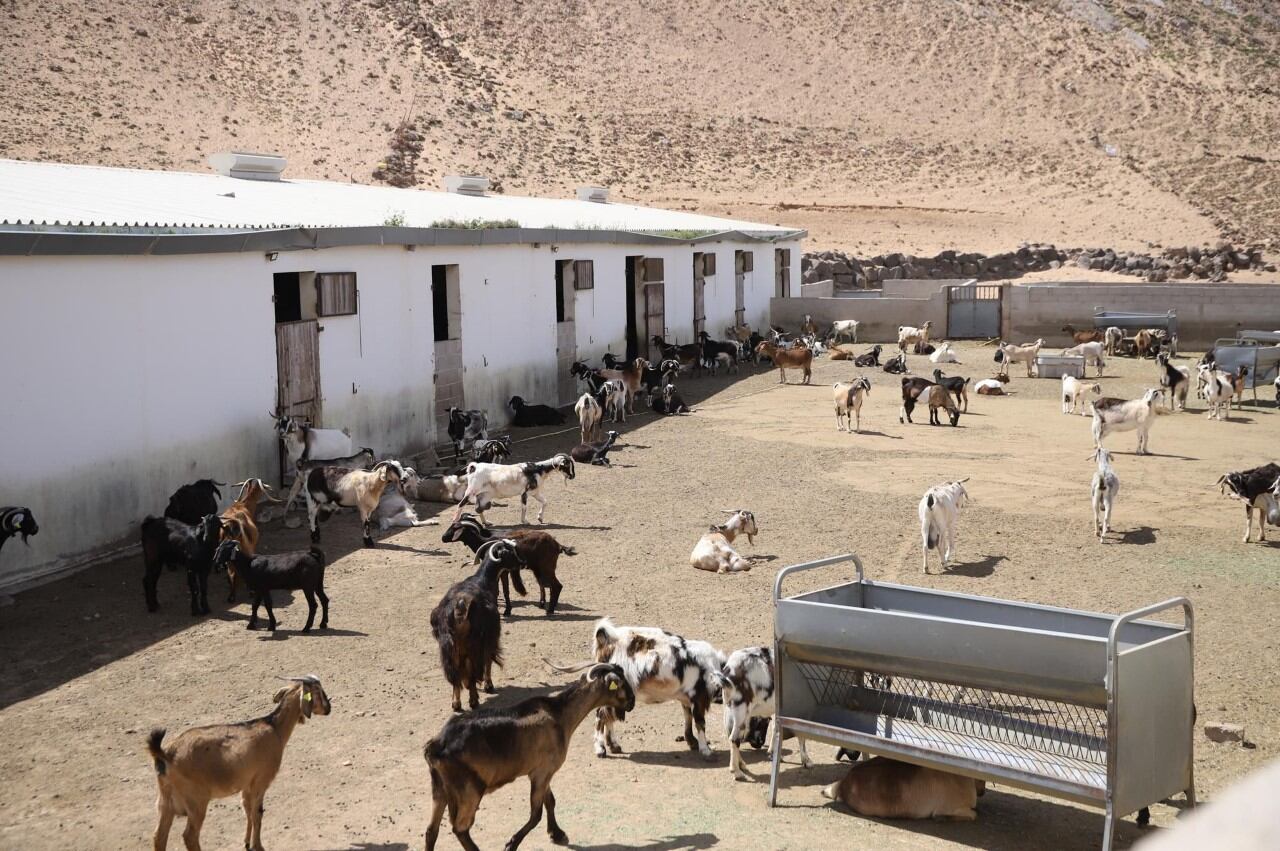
[275,320,321,424]
[734,251,748,328]
[693,253,706,338]
[644,283,665,362]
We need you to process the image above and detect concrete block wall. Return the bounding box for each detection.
[771,291,946,342]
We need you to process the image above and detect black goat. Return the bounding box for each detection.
[212,539,329,632]
[601,352,623,369]
[447,407,488,460]
[898,376,936,424]
[163,479,224,525]
[1218,462,1280,543]
[141,513,223,615]
[652,383,691,415]
[471,436,511,464]
[570,430,620,467]
[882,353,909,374]
[698,332,739,373]
[913,340,937,356]
[441,514,575,616]
[509,395,564,427]
[854,345,882,367]
[639,358,681,401]
[932,369,971,412]
[0,507,38,556]
[430,539,525,711]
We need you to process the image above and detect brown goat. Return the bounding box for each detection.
[1134,328,1155,357]
[822,757,981,820]
[1062,324,1104,345]
[755,341,813,384]
[147,676,331,851]
[927,384,961,426]
[424,664,635,851]
[442,515,576,616]
[829,345,857,361]
[598,357,648,414]
[219,478,280,602]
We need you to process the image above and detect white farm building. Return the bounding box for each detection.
[0,155,804,591]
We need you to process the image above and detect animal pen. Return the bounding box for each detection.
[768,555,1195,850]
[1093,309,1179,356]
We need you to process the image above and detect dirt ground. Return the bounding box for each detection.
[1,341,1277,851]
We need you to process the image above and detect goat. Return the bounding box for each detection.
[928,342,959,364]
[598,378,628,422]
[1061,375,1101,415]
[698,331,739,374]
[431,539,525,711]
[1063,341,1106,377]
[932,370,970,412]
[273,414,352,466]
[282,447,377,513]
[423,663,634,851]
[1090,389,1165,454]
[408,471,469,504]
[854,344,882,367]
[453,454,575,525]
[575,392,603,442]
[1090,448,1120,540]
[217,478,281,603]
[899,376,936,424]
[652,335,701,374]
[570,430,620,467]
[974,378,1009,396]
[755,340,813,384]
[547,619,727,759]
[304,460,404,547]
[640,358,681,402]
[141,513,223,615]
[829,346,855,361]
[726,323,753,344]
[1274,373,1280,403]
[652,382,691,415]
[471,437,512,465]
[1230,364,1249,403]
[509,395,565,427]
[913,340,937,356]
[713,646,811,782]
[690,509,758,573]
[164,479,224,526]
[213,538,329,632]
[1218,463,1280,543]
[897,321,933,351]
[372,467,440,531]
[1103,326,1124,356]
[822,758,981,821]
[996,339,1043,377]
[442,514,575,615]
[927,384,961,426]
[1199,364,1236,421]
[147,676,330,851]
[1134,328,1156,358]
[919,478,970,573]
[829,319,860,345]
[833,377,872,433]
[1156,352,1191,411]
[1062,324,1104,345]
[882,352,909,374]
[0,506,38,556]
[446,407,489,461]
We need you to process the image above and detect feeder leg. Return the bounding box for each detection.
[1101,799,1115,851]
[766,721,782,807]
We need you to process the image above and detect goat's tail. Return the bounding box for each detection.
[424,737,443,763]
[924,495,939,550]
[147,729,168,775]
[559,545,578,557]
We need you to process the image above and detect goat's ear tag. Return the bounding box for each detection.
[303,691,312,702]
[609,681,618,691]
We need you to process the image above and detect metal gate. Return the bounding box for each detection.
[275,320,321,424]
[644,282,665,362]
[947,284,1002,339]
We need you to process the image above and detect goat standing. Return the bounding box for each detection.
[919,479,970,574]
[304,460,404,548]
[1090,448,1120,540]
[714,646,811,782]
[442,514,575,616]
[833,377,872,432]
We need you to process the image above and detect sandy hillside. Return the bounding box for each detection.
[1,0,1277,255]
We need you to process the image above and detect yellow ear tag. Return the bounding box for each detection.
[303,692,312,702]
[609,681,618,691]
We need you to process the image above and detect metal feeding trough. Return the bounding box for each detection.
[767,554,1195,850]
[1034,354,1086,379]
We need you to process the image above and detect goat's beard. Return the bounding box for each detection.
[746,534,756,546]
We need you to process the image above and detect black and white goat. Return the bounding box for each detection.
[1156,353,1190,411]
[1090,448,1120,540]
[932,369,970,413]
[446,407,489,461]
[713,646,811,781]
[570,430,620,467]
[854,345,883,367]
[547,619,727,758]
[453,454,576,525]
[882,353,909,374]
[304,460,405,547]
[273,414,353,466]
[919,478,970,574]
[652,383,691,415]
[1218,463,1280,543]
[164,479,224,526]
[0,507,38,556]
[509,395,565,427]
[283,447,377,513]
[698,332,740,375]
[470,437,511,465]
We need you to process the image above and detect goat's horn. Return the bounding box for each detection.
[542,657,596,675]
[956,477,971,483]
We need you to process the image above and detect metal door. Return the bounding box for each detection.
[275,320,321,424]
[644,283,665,362]
[947,285,1002,339]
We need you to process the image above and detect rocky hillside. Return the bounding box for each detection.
[1,0,1277,254]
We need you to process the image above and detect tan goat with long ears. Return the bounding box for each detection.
[219,478,282,602]
[690,509,758,573]
[755,340,813,385]
[822,757,982,820]
[146,675,331,851]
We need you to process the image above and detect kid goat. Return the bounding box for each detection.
[713,646,811,782]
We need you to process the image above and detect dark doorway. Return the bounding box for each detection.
[625,255,642,361]
[431,265,450,342]
[273,272,301,323]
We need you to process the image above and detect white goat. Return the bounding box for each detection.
[1090,448,1119,540]
[713,647,810,782]
[1061,375,1101,415]
[897,321,933,351]
[829,319,860,345]
[574,392,603,443]
[372,467,441,531]
[1103,326,1124,356]
[1090,389,1164,455]
[690,510,758,573]
[929,342,960,364]
[833,377,872,433]
[1062,341,1106,377]
[996,339,1043,377]
[919,479,970,574]
[274,415,353,466]
[453,454,576,525]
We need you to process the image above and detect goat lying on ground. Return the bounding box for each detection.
[547,619,727,758]
[1218,462,1280,543]
[714,646,811,782]
[833,377,872,432]
[570,430,620,466]
[1062,341,1106,377]
[509,395,564,427]
[442,514,575,616]
[1156,352,1190,411]
[141,513,223,615]
[899,376,935,424]
[282,447,377,513]
[1090,448,1120,540]
[690,509,758,573]
[372,467,440,531]
[1090,389,1165,454]
[919,479,970,574]
[219,478,280,602]
[973,377,1010,395]
[274,414,352,466]
[446,407,489,460]
[927,384,961,426]
[1062,324,1104,345]
[431,539,524,711]
[882,353,909,374]
[575,392,603,443]
[0,507,38,556]
[913,340,937,356]
[407,471,468,504]
[929,342,960,364]
[822,758,981,821]
[213,538,329,632]
[897,321,933,351]
[755,340,813,384]
[305,460,403,547]
[652,383,691,415]
[453,454,575,525]
[996,339,1043,377]
[932,370,970,412]
[147,676,330,851]
[829,346,855,361]
[639,358,681,403]
[164,479,224,526]
[1061,375,1101,415]
[854,344,882,367]
[423,664,634,851]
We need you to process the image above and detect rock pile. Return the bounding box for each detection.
[803,242,1273,289]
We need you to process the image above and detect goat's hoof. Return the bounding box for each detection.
[608,743,622,754]
[549,829,569,846]
[483,683,496,694]
[362,537,375,548]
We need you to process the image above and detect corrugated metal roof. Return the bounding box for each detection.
[0,159,796,236]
